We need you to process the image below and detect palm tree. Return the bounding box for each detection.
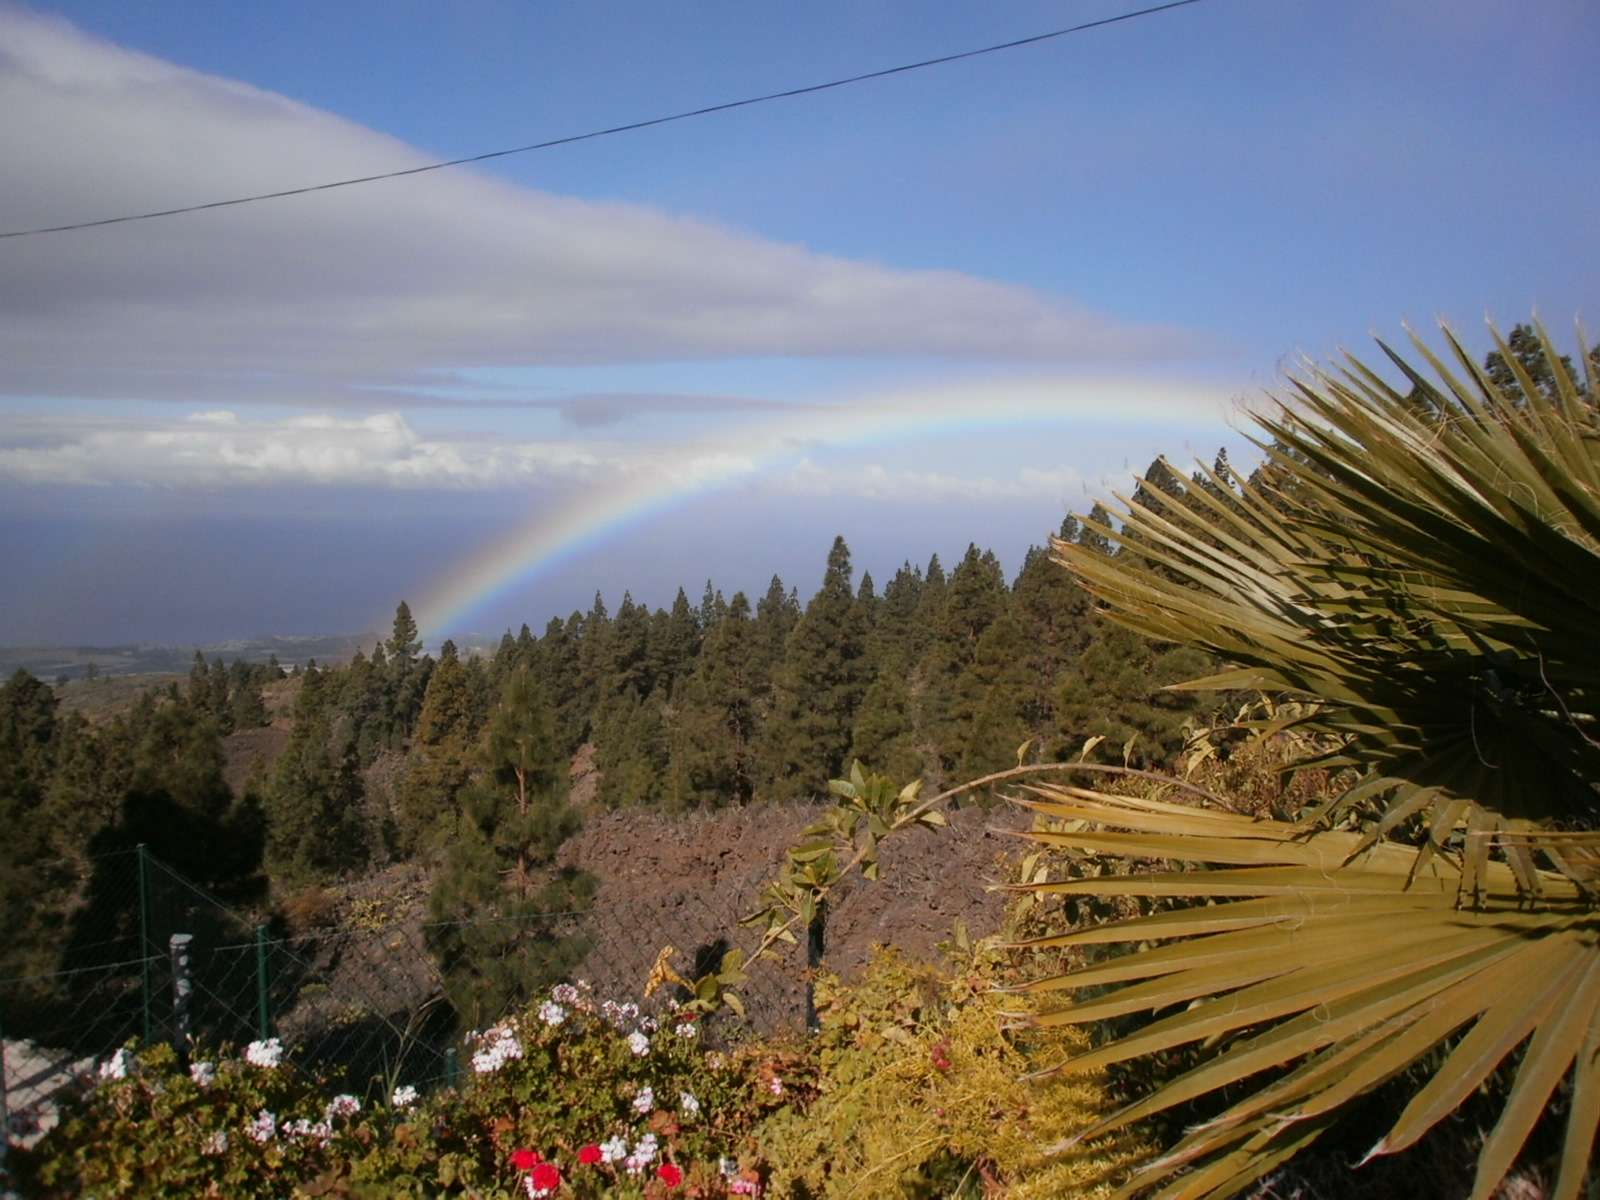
[1010,322,1600,1198]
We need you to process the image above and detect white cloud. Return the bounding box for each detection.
[0,406,1105,504]
[0,410,612,489]
[0,8,1193,412]
[768,458,1089,502]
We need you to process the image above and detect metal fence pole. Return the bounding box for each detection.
[0,1006,10,1175]
[169,934,193,1054]
[137,843,152,1043]
[444,1047,459,1091]
[254,925,271,1041]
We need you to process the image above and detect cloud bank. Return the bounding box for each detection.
[0,406,1106,504]
[0,8,1191,412]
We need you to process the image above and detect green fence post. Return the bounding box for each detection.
[444,1047,459,1091]
[254,925,271,1041]
[137,843,152,1044]
[1,1005,11,1176]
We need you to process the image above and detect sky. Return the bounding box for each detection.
[2,0,1596,645]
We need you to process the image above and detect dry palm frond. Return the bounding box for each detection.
[1054,322,1600,858]
[1005,786,1600,1200]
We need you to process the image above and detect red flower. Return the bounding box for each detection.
[658,1162,684,1188]
[530,1161,562,1193]
[577,1143,603,1165]
[510,1147,542,1171]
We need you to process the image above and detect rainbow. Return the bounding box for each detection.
[410,376,1234,636]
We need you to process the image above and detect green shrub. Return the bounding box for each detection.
[758,948,1140,1198]
[18,984,791,1199]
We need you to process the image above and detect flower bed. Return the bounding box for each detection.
[16,980,793,1199]
[13,950,1131,1198]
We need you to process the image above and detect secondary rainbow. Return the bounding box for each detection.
[411,377,1234,637]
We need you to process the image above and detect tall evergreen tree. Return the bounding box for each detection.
[396,642,476,854]
[674,593,761,807]
[265,675,367,885]
[923,543,1008,765]
[761,536,870,801]
[1011,518,1095,734]
[386,601,422,666]
[427,670,591,1026]
[650,588,701,692]
[849,651,922,784]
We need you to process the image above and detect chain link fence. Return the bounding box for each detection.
[0,846,805,1156]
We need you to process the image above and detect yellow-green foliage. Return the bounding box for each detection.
[759,947,1141,1198]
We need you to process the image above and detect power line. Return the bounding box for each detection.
[1,0,1207,241]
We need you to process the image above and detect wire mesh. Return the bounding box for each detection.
[1,845,805,1147]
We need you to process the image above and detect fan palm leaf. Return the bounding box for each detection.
[1005,786,1600,1199]
[1020,323,1600,1194]
[1054,322,1600,860]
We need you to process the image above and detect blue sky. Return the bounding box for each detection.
[1,0,1596,644]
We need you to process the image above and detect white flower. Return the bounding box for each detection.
[720,1156,739,1178]
[201,1129,229,1156]
[97,1048,133,1081]
[538,1001,567,1027]
[286,1117,333,1145]
[551,983,579,1005]
[632,1085,655,1114]
[247,1109,277,1143]
[391,1084,419,1108]
[638,1015,659,1034]
[245,1037,284,1069]
[188,1060,216,1087]
[624,1132,659,1174]
[674,1021,698,1039]
[626,1031,651,1057]
[325,1093,361,1121]
[679,1090,700,1116]
[767,1076,784,1096]
[599,1135,628,1164]
[470,1026,524,1074]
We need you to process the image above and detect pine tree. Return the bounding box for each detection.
[387,601,422,666]
[674,593,761,806]
[753,574,800,682]
[595,689,668,807]
[396,642,476,854]
[761,536,870,801]
[427,669,592,1026]
[650,588,701,692]
[1078,503,1116,556]
[849,652,922,783]
[539,615,585,754]
[1055,622,1211,767]
[923,543,1008,765]
[265,687,366,885]
[955,611,1035,777]
[1011,519,1095,735]
[574,592,613,738]
[187,650,210,712]
[207,658,234,733]
[603,593,653,700]
[230,674,268,730]
[698,580,729,633]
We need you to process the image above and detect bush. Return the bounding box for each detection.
[18,950,1134,1197]
[17,986,790,1199]
[759,947,1139,1198]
